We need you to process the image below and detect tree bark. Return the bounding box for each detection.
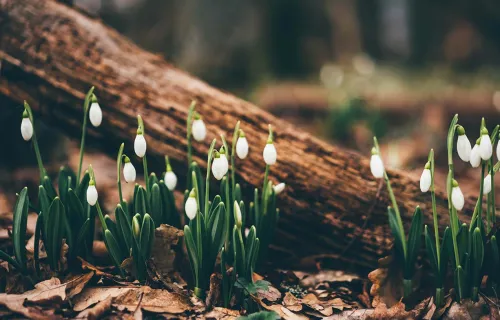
[0,0,476,273]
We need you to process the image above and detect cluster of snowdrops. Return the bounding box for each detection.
[369,115,500,307]
[7,87,284,307]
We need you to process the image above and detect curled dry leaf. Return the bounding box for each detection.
[151,224,183,276]
[113,286,191,314]
[206,273,222,308]
[443,298,491,320]
[204,307,240,320]
[77,296,113,320]
[283,292,302,312]
[260,300,308,320]
[301,293,351,317]
[257,283,281,302]
[367,297,434,320]
[73,287,134,312]
[368,255,403,308]
[65,272,94,299]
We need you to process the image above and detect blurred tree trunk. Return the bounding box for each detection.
[0,0,476,273]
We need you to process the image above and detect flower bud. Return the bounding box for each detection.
[236,130,249,159]
[234,201,242,229]
[132,215,141,237]
[219,147,229,176]
[192,113,206,142]
[370,148,384,179]
[263,143,277,165]
[479,128,492,161]
[123,156,136,183]
[87,180,98,206]
[273,182,286,195]
[185,189,198,220]
[420,163,431,193]
[456,126,471,162]
[211,151,224,180]
[451,180,464,211]
[483,174,492,195]
[497,138,500,161]
[89,94,102,127]
[134,132,147,158]
[470,142,481,168]
[164,171,177,191]
[20,110,33,141]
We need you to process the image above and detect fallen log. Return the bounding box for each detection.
[0,0,476,273]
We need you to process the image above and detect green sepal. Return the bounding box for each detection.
[424,225,439,277]
[76,171,91,203]
[140,214,154,260]
[440,227,450,280]
[457,223,469,265]
[245,226,258,278]
[13,187,29,269]
[104,229,125,269]
[471,227,484,288]
[134,186,148,216]
[150,184,162,227]
[233,225,246,279]
[58,166,76,203]
[387,206,404,262]
[115,205,133,256]
[148,173,159,191]
[47,197,64,270]
[208,202,226,264]
[405,206,423,278]
[42,176,57,200]
[234,183,242,204]
[184,225,199,285]
[75,219,91,251]
[67,188,85,225]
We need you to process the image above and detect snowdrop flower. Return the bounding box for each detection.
[134,128,147,158]
[370,147,384,179]
[20,109,33,141]
[470,141,481,168]
[89,94,102,127]
[483,174,492,195]
[479,127,492,161]
[123,155,136,183]
[192,112,206,142]
[273,182,286,195]
[234,201,242,229]
[456,126,471,162]
[212,151,225,180]
[219,146,229,176]
[497,138,500,161]
[185,189,198,220]
[164,156,177,191]
[451,180,464,211]
[263,125,277,165]
[236,129,249,159]
[420,162,432,193]
[87,179,98,206]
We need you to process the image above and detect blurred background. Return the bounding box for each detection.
[3,0,500,208]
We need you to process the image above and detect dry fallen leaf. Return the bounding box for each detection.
[283,292,302,312]
[77,296,112,320]
[204,307,241,320]
[150,224,183,277]
[113,286,191,314]
[260,301,308,320]
[368,255,403,308]
[65,272,94,299]
[301,293,351,316]
[73,287,134,312]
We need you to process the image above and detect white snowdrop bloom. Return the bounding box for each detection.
[273,182,286,195]
[451,180,464,211]
[479,131,492,161]
[20,111,33,141]
[219,148,229,176]
[244,228,250,238]
[89,98,102,127]
[483,174,492,195]
[134,133,147,158]
[86,181,98,206]
[192,113,206,142]
[420,164,431,193]
[123,157,136,183]
[211,152,225,180]
[370,148,384,179]
[236,130,249,159]
[470,144,481,168]
[263,143,277,165]
[185,189,198,220]
[497,141,500,161]
[456,127,471,162]
[164,171,177,191]
[234,201,242,228]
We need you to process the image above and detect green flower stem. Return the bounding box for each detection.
[143,155,149,192]
[24,102,46,180]
[262,165,270,214]
[429,149,440,268]
[186,101,196,174]
[77,87,95,186]
[116,143,125,207]
[204,139,217,218]
[95,202,108,231]
[225,175,231,247]
[231,121,241,201]
[478,162,486,231]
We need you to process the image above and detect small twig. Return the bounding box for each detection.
[133,291,145,314]
[340,180,383,256]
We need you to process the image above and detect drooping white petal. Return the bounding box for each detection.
[212,157,224,180]
[263,143,277,165]
[164,171,177,191]
[273,182,286,195]
[236,137,249,159]
[470,145,481,168]
[20,118,33,141]
[480,134,493,160]
[192,119,206,142]
[497,142,500,161]
[420,168,431,193]
[234,201,242,228]
[483,174,492,195]
[89,102,102,127]
[220,154,229,176]
[370,154,384,179]
[457,135,471,162]
[134,134,147,158]
[87,185,98,206]
[451,186,464,211]
[123,162,136,183]
[185,197,198,220]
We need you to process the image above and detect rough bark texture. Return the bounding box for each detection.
[0,0,476,273]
